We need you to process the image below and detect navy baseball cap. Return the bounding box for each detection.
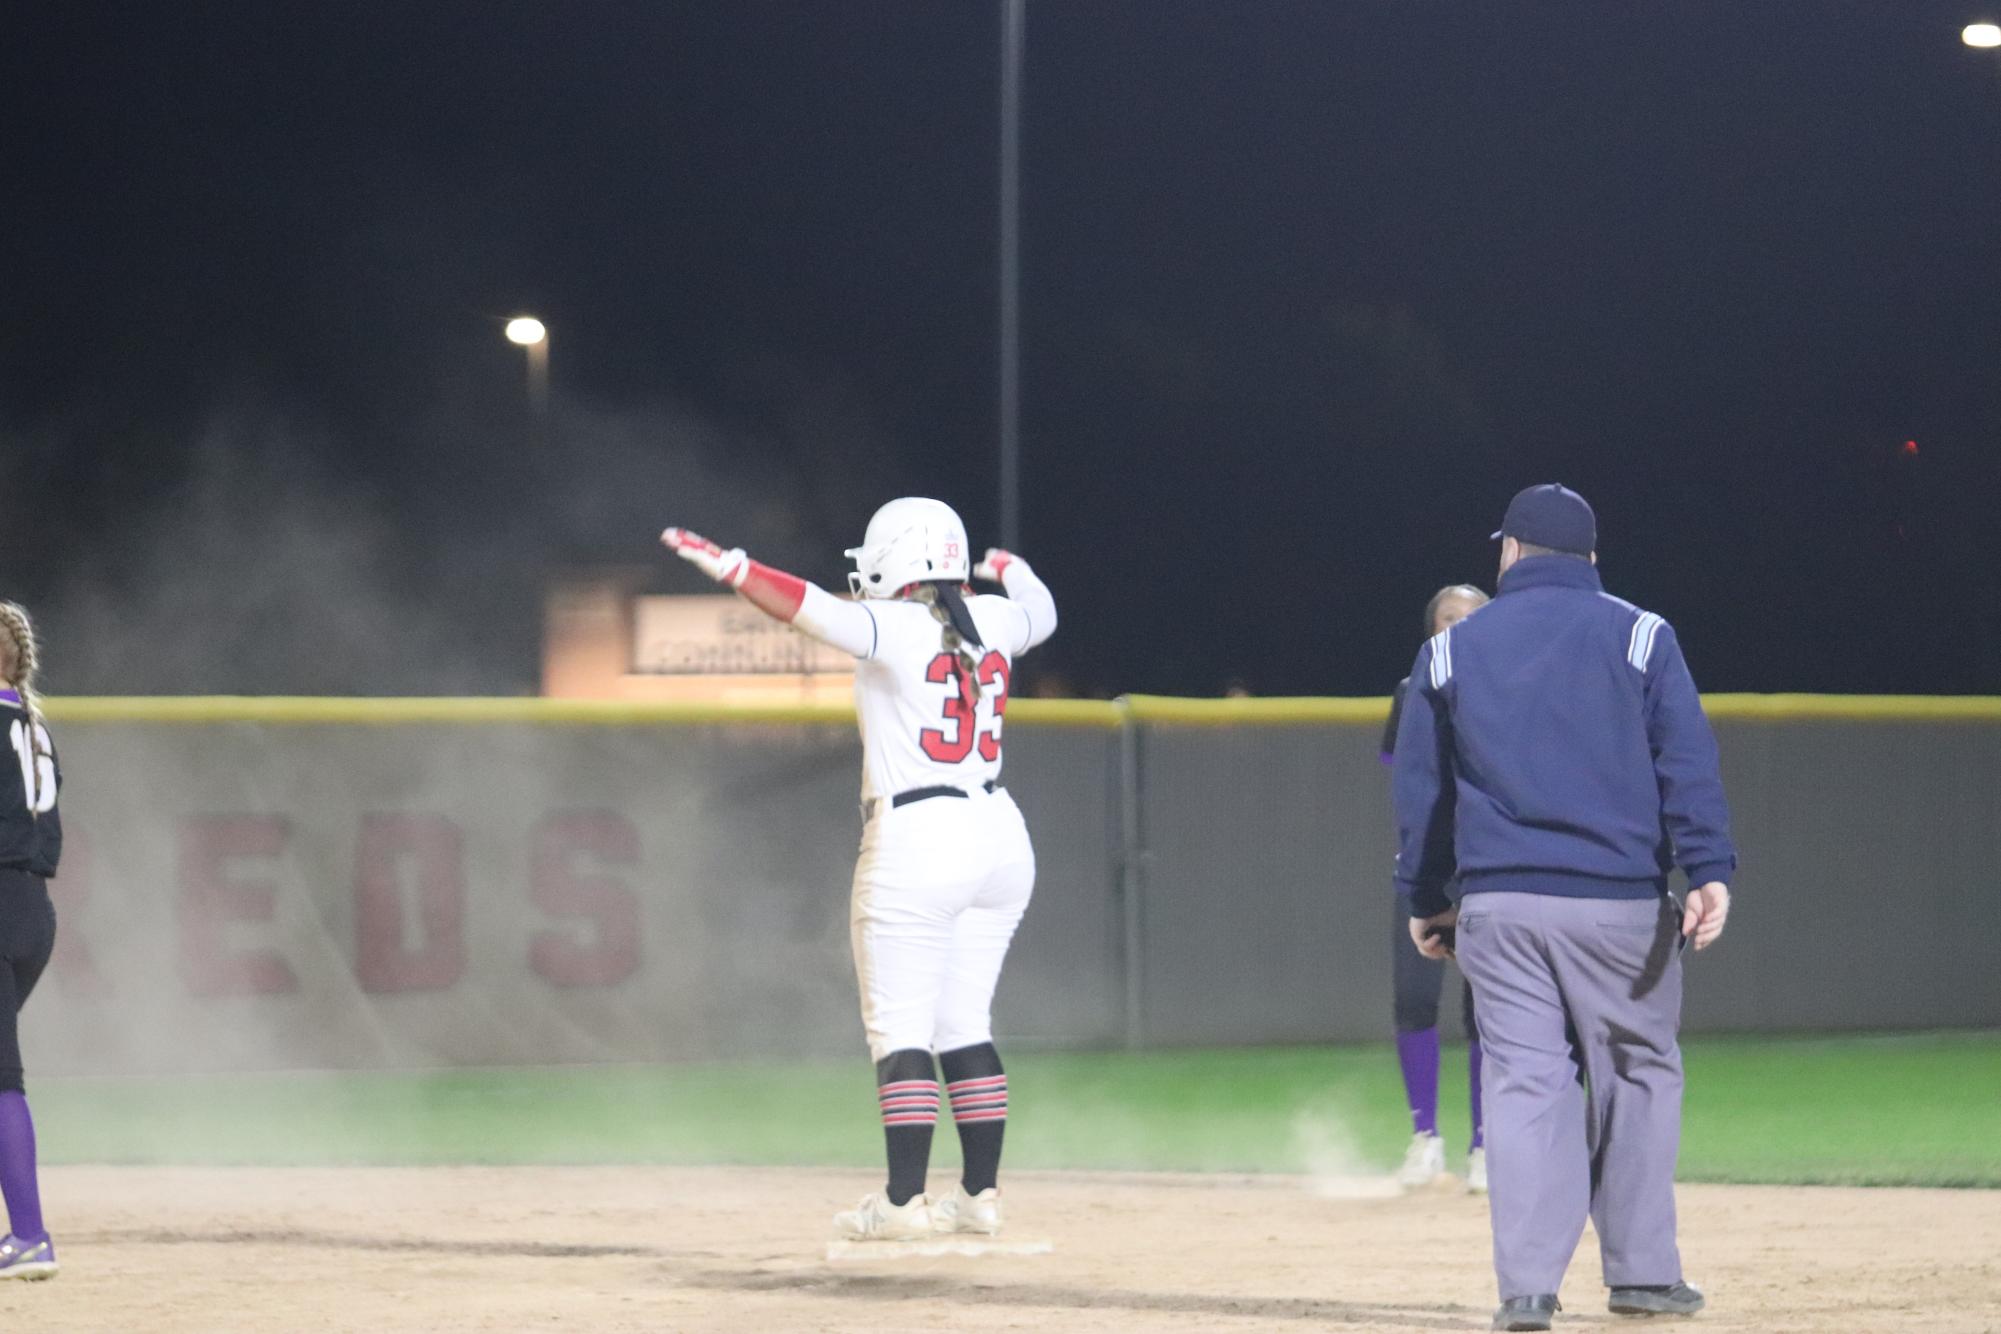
[1491,484,1596,554]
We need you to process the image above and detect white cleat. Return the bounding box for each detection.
[832,1191,933,1241]
[932,1184,1003,1235]
[1466,1146,1488,1194]
[1397,1131,1447,1189]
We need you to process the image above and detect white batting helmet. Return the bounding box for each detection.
[844,497,970,598]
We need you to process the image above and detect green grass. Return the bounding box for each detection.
[31,1031,2001,1188]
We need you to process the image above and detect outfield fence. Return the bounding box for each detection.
[23,695,2001,1075]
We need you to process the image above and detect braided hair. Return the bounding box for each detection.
[0,602,52,815]
[0,602,44,724]
[912,581,986,701]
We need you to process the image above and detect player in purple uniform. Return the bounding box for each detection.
[1381,584,1489,1191]
[0,603,60,1280]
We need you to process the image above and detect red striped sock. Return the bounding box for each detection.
[947,1073,1008,1124]
[876,1051,939,1205]
[879,1079,941,1128]
[946,1072,1007,1194]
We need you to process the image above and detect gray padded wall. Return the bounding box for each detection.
[27,710,1998,1076]
[1129,717,2001,1045]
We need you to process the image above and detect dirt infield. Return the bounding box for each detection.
[3,1166,1996,1332]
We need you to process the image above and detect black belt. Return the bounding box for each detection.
[893,780,997,808]
[864,780,998,822]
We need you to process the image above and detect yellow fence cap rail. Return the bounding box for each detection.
[1700,694,2001,723]
[1119,694,1390,726]
[1119,693,2001,727]
[40,695,1131,729]
[37,693,2001,728]
[42,696,858,726]
[1012,698,1126,728]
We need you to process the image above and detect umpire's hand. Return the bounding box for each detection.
[1682,882,1731,950]
[1410,906,1459,961]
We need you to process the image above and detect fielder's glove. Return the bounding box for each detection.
[973,548,1019,583]
[660,527,750,588]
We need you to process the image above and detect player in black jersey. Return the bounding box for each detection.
[0,602,59,1280]
[1381,584,1487,1193]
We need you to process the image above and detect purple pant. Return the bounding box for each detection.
[1455,891,1684,1301]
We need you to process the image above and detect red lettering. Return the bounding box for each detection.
[919,651,1011,764]
[530,812,641,988]
[919,653,979,762]
[354,814,466,993]
[177,815,299,996]
[47,830,106,998]
[977,652,1011,761]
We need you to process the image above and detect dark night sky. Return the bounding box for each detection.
[4,2,1998,697]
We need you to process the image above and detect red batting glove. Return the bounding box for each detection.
[660,527,749,588]
[973,548,1018,583]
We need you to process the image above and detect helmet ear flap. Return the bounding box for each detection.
[847,551,895,599]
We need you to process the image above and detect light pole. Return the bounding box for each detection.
[504,316,550,423]
[1964,22,2001,47]
[998,0,1024,552]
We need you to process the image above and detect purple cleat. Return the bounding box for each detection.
[0,1233,57,1281]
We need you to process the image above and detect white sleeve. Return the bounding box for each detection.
[998,558,1057,653]
[790,583,880,659]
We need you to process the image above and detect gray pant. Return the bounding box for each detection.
[1455,891,1684,1300]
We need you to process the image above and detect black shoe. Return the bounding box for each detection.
[1493,1294,1561,1331]
[1609,1281,1705,1316]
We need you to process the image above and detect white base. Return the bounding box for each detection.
[825,1235,1054,1261]
[1305,1174,1406,1201]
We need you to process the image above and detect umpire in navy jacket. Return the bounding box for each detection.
[1392,484,1735,1333]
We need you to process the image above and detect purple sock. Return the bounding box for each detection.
[1467,1039,1485,1150]
[0,1091,44,1242]
[1396,1028,1441,1137]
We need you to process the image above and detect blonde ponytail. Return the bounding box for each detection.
[0,601,43,724]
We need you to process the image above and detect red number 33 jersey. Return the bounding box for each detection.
[854,596,1033,800]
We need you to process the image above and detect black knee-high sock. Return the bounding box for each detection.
[939,1042,1007,1195]
[875,1049,939,1206]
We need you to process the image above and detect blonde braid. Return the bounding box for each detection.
[0,601,43,723]
[912,584,984,702]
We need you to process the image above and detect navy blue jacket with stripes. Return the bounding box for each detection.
[1392,555,1736,919]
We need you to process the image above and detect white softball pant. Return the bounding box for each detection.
[850,786,1035,1062]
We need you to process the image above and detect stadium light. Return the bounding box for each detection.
[503,316,550,424]
[1965,22,2001,47]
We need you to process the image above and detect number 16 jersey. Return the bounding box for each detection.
[853,595,1035,802]
[0,700,63,877]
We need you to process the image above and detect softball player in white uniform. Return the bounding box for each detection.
[662,498,1057,1241]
